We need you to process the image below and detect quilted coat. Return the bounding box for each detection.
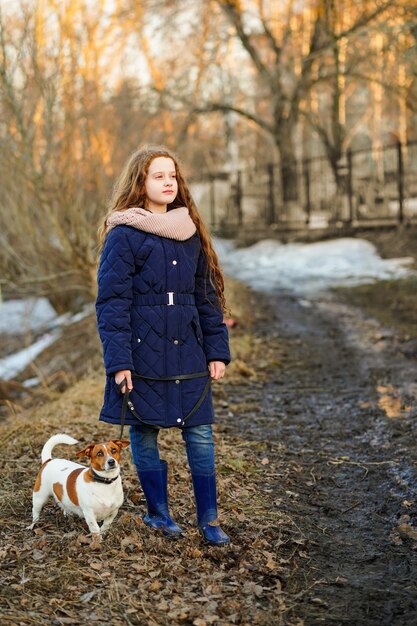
[96,225,231,428]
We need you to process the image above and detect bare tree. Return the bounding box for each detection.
[0,1,153,310]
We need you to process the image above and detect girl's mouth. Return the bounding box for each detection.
[163,190,174,194]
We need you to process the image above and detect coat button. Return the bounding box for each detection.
[137,338,141,343]
[172,260,177,265]
[175,379,180,384]
[176,418,182,423]
[174,339,179,345]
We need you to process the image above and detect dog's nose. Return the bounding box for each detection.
[108,458,116,467]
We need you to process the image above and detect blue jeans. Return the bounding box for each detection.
[130,423,215,475]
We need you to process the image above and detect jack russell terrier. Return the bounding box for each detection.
[28,434,130,545]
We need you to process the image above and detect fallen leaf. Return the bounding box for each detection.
[77,535,90,545]
[190,548,203,558]
[149,580,162,592]
[396,524,417,540]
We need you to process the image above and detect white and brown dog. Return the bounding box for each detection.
[28,434,130,545]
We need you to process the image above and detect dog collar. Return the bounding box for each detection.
[90,468,119,484]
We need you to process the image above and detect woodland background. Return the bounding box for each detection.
[1,0,417,312]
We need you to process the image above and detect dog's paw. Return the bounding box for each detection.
[26,522,36,531]
[90,533,102,550]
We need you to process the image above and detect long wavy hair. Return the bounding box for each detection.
[97,145,226,312]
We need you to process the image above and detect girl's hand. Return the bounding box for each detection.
[208,361,226,381]
[115,370,133,394]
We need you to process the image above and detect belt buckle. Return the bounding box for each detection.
[167,292,174,306]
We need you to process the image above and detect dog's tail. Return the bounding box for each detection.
[41,434,79,463]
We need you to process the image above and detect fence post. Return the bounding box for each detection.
[347,149,354,224]
[209,174,216,227]
[236,170,243,225]
[267,163,276,225]
[397,140,404,224]
[303,159,311,226]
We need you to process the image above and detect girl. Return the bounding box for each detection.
[95,145,231,546]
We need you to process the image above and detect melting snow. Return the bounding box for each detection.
[0,237,414,382]
[0,298,57,335]
[0,330,62,380]
[214,237,414,295]
[0,303,94,381]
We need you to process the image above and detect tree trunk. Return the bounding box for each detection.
[275,120,299,206]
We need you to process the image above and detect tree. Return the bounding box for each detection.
[0,0,152,310]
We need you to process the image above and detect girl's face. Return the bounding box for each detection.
[144,156,178,212]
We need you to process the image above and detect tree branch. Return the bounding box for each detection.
[334,0,395,42]
[300,109,334,155]
[152,86,275,134]
[193,102,274,133]
[216,0,272,82]
[294,0,395,72]
[258,11,281,62]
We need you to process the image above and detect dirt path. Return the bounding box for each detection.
[220,290,417,626]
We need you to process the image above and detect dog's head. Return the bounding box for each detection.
[76,440,130,472]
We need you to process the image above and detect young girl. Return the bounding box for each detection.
[95,145,231,546]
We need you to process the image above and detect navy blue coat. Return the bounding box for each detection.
[96,225,231,428]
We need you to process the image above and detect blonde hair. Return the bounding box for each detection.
[97,145,226,312]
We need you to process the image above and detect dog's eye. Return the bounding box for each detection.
[111,448,118,454]
[97,450,104,456]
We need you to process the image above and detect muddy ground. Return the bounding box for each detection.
[2,260,417,625]
[220,286,417,625]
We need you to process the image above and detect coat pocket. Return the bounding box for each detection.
[132,319,153,349]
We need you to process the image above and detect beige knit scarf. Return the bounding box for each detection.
[106,206,197,241]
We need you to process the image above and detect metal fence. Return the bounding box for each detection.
[193,139,417,235]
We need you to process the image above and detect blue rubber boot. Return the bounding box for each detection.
[137,461,184,538]
[191,472,230,546]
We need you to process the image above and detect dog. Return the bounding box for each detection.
[28,434,130,545]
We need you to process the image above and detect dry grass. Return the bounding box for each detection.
[0,277,304,626]
[335,276,417,340]
[0,376,299,626]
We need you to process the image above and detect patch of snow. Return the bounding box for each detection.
[0,298,57,335]
[0,299,94,337]
[214,237,414,295]
[0,330,62,380]
[48,303,94,329]
[69,304,94,324]
[22,376,41,388]
[0,300,94,382]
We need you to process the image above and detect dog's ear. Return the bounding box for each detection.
[112,439,130,450]
[76,444,95,458]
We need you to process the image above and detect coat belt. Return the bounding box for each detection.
[133,293,195,306]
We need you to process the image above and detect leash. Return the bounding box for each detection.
[117,371,212,438]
